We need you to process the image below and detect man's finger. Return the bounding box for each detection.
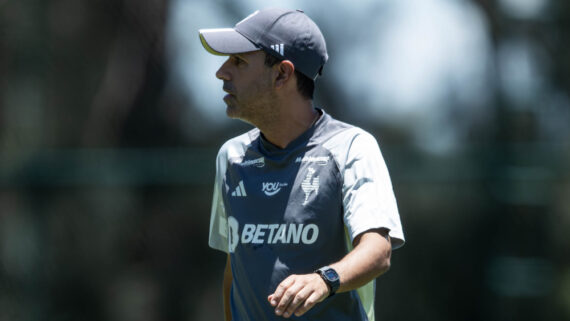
[282,287,311,318]
[294,291,323,317]
[270,276,295,306]
[275,282,304,316]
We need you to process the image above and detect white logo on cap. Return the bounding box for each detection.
[270,43,284,56]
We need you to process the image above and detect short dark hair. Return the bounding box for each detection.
[264,53,315,100]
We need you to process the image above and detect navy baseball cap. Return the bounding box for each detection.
[199,8,328,80]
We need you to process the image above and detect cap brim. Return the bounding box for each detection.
[199,28,259,56]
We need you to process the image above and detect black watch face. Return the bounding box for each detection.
[324,269,338,281]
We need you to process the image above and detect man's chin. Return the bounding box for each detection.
[225,105,239,118]
[225,106,255,125]
[224,97,239,115]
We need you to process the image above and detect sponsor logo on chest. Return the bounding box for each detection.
[227,216,319,252]
[261,182,288,196]
[239,157,265,168]
[295,155,329,166]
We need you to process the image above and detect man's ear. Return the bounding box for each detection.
[274,60,295,89]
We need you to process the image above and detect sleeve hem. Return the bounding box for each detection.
[350,225,405,250]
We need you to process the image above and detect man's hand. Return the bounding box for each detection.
[266,229,391,318]
[267,273,330,318]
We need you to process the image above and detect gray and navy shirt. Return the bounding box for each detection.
[209,109,404,321]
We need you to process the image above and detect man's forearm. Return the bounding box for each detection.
[330,228,391,293]
[268,228,392,318]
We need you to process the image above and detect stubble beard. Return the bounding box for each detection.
[225,79,279,128]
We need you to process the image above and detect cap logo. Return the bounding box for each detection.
[270,43,284,56]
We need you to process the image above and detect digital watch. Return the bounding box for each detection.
[315,266,340,297]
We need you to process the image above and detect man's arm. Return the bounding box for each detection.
[223,254,232,321]
[267,228,391,318]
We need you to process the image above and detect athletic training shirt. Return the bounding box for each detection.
[209,109,405,321]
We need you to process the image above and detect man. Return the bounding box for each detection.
[199,7,404,321]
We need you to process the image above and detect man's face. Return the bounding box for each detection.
[215,51,276,123]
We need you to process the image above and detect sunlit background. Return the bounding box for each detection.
[1,0,569,320]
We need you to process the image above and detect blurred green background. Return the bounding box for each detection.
[1,0,569,320]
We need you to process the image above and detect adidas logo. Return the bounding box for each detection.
[231,180,247,197]
[270,43,284,56]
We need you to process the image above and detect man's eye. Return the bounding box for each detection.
[233,56,244,65]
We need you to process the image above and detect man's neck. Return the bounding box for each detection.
[257,100,319,149]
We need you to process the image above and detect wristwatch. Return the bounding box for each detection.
[315,266,340,297]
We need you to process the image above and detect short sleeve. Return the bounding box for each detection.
[208,149,229,253]
[341,131,405,249]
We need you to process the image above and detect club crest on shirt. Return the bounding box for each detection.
[301,167,319,205]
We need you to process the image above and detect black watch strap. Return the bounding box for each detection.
[315,266,340,297]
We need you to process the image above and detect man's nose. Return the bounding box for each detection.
[216,59,231,81]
